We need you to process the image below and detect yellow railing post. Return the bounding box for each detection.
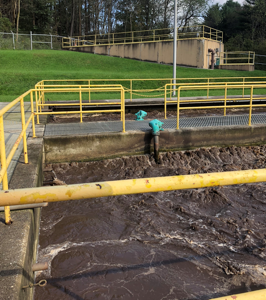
[0,115,11,224]
[153,29,155,41]
[177,87,180,129]
[79,86,83,123]
[249,86,253,126]
[164,84,167,119]
[224,83,227,116]
[122,88,125,132]
[39,89,43,119]
[30,91,36,138]
[242,78,245,97]
[112,33,114,44]
[35,90,40,124]
[207,78,210,98]
[130,80,132,102]
[120,87,123,122]
[131,32,134,43]
[41,81,45,107]
[88,80,91,103]
[94,34,96,45]
[170,80,172,101]
[38,83,41,103]
[20,97,28,164]
[35,87,39,124]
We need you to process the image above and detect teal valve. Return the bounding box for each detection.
[149,119,164,135]
[135,110,147,121]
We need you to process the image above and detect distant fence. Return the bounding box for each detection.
[0,32,65,50]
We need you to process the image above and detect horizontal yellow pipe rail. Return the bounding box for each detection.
[63,25,223,48]
[210,289,266,300]
[37,84,123,88]
[72,25,222,39]
[40,102,121,107]
[34,88,123,92]
[0,90,31,117]
[36,77,266,103]
[37,77,266,82]
[1,168,266,207]
[37,109,123,115]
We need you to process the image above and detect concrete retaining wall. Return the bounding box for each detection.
[218,64,254,71]
[70,39,224,69]
[44,125,266,163]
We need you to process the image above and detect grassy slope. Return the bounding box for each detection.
[0,49,266,101]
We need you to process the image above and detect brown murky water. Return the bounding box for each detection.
[35,146,266,300]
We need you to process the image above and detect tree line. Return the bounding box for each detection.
[0,0,207,36]
[0,0,266,55]
[204,0,266,54]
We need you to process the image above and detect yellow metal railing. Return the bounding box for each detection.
[218,51,255,66]
[1,169,266,206]
[164,80,266,117]
[0,90,36,225]
[62,25,223,48]
[0,85,125,224]
[34,85,125,130]
[163,84,266,129]
[35,77,266,103]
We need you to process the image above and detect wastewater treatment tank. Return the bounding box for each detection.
[34,146,266,300]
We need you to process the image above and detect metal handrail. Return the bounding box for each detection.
[35,77,266,103]
[219,51,255,66]
[164,81,266,117]
[1,169,266,206]
[0,85,125,224]
[62,25,223,48]
[164,84,266,129]
[0,89,36,224]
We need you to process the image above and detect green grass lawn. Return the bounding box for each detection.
[1,49,266,102]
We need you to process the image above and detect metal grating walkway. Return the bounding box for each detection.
[44,113,266,136]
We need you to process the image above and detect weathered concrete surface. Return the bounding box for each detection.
[0,210,35,300]
[70,38,224,69]
[44,125,266,163]
[0,137,44,300]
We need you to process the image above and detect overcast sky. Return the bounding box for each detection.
[213,0,245,4]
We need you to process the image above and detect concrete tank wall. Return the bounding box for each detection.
[70,39,224,69]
